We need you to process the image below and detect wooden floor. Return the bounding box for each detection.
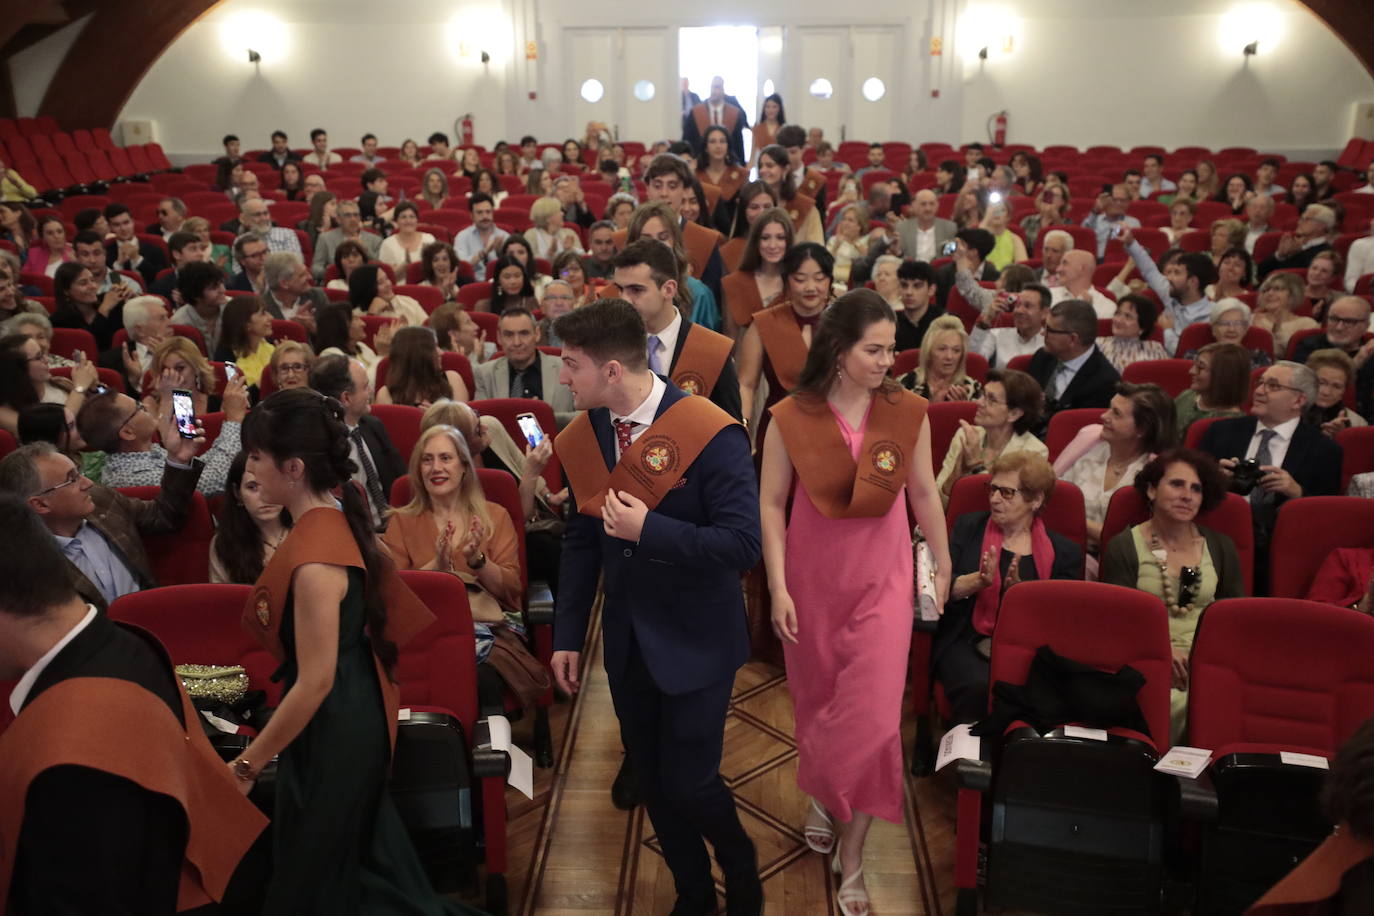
[497,610,970,916]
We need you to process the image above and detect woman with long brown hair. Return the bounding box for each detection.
[758,144,823,244]
[697,124,747,234]
[720,181,780,272]
[722,207,793,336]
[375,325,468,407]
[761,288,950,915]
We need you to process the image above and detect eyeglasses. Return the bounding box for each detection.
[1043,326,1073,336]
[35,468,83,497]
[276,362,308,374]
[984,482,1026,501]
[119,401,147,432]
[1214,320,1247,329]
[1255,377,1303,394]
[1327,315,1366,328]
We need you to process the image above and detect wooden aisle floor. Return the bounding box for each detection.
[498,609,973,916]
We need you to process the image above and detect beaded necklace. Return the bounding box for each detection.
[1146,523,1202,619]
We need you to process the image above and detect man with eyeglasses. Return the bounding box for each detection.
[1199,361,1343,563]
[1026,298,1121,436]
[227,233,269,296]
[235,197,301,255]
[156,197,186,241]
[1081,183,1141,259]
[0,419,206,611]
[311,198,382,281]
[1289,296,1374,420]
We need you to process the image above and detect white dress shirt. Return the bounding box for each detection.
[1244,416,1301,470]
[612,374,667,460]
[1050,284,1116,320]
[1344,236,1374,293]
[647,309,683,376]
[9,605,98,714]
[968,325,1045,368]
[912,224,937,262]
[710,102,726,126]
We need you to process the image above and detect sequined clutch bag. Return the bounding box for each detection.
[174,664,249,704]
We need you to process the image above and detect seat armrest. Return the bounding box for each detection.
[1173,770,1218,822]
[473,717,512,780]
[956,758,992,792]
[526,579,554,627]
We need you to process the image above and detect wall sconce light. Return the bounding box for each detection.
[480,50,491,64]
[978,47,988,60]
[247,49,261,63]
[1243,41,1258,56]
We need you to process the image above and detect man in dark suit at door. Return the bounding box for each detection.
[551,299,763,916]
[682,76,749,167]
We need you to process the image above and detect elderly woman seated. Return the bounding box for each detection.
[934,452,1085,723]
[935,367,1047,507]
[1181,298,1272,368]
[380,423,523,632]
[900,314,984,402]
[1097,293,1170,374]
[825,204,874,287]
[1101,448,1244,742]
[1306,348,1369,437]
[524,197,584,261]
[267,340,315,392]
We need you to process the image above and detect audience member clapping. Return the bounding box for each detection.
[209,450,290,584]
[378,201,435,270]
[1101,449,1242,740]
[50,261,126,352]
[899,315,983,402]
[420,241,464,302]
[0,333,97,436]
[1056,382,1176,553]
[1305,348,1367,436]
[1096,294,1170,374]
[935,368,1047,506]
[375,325,469,407]
[936,452,1084,723]
[429,302,493,365]
[380,423,523,627]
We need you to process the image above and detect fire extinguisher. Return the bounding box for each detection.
[987,110,1008,148]
[459,113,475,147]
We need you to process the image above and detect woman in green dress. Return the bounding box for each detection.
[1101,448,1244,743]
[1174,342,1250,443]
[227,387,480,915]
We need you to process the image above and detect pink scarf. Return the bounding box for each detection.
[972,515,1056,636]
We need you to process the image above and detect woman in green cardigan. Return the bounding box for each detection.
[1101,448,1244,743]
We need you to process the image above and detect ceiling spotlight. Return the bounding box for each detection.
[247,49,261,63]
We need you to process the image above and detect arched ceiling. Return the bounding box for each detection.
[3,0,1372,128]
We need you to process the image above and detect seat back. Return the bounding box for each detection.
[107,583,284,706]
[1121,359,1193,397]
[946,474,1089,568]
[1189,598,1374,757]
[925,401,978,475]
[1269,497,1374,599]
[1336,426,1374,491]
[1175,322,1274,357]
[1045,408,1101,461]
[50,327,98,360]
[114,487,213,586]
[990,581,1173,749]
[393,570,478,734]
[369,404,424,465]
[476,467,528,594]
[1101,487,1254,595]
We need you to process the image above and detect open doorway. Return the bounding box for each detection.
[678,26,759,162]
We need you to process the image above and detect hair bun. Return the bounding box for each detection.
[320,395,346,423]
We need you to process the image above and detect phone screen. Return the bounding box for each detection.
[516,413,545,449]
[172,389,197,439]
[224,362,239,383]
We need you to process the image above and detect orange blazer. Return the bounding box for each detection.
[381,500,523,611]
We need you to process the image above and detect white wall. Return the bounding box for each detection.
[956,0,1374,152]
[106,0,1374,159]
[8,14,92,117]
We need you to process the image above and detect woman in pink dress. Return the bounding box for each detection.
[760,288,952,915]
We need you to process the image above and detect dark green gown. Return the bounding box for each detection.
[264,567,484,915]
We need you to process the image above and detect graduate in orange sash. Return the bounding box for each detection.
[720,206,793,337]
[614,238,740,421]
[760,290,952,916]
[737,242,835,437]
[758,144,823,244]
[1247,718,1374,916]
[720,181,780,275]
[230,388,479,915]
[0,495,266,915]
[550,299,764,915]
[696,125,747,236]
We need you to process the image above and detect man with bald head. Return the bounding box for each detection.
[896,189,957,263]
[1082,183,1140,259]
[1050,249,1116,318]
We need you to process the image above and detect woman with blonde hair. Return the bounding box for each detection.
[826,204,872,287]
[524,197,583,260]
[144,336,219,417]
[1209,218,1246,264]
[375,325,469,407]
[1252,271,1318,359]
[381,423,522,628]
[900,315,983,402]
[397,138,423,167]
[418,168,450,210]
[183,215,234,273]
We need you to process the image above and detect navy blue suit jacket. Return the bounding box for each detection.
[554,380,760,695]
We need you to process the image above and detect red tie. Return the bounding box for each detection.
[613,418,636,453]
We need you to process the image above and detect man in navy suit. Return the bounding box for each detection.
[551,299,763,916]
[1199,360,1343,582]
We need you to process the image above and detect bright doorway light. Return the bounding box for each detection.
[679,26,759,158]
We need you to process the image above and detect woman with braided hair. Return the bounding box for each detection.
[228,387,480,914]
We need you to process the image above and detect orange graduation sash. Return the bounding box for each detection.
[770,389,927,519]
[799,168,826,202]
[692,103,741,139]
[244,507,435,752]
[555,395,736,518]
[785,191,817,229]
[700,168,745,203]
[722,270,766,328]
[720,237,747,274]
[610,223,717,279]
[700,183,722,214]
[0,673,268,911]
[672,322,733,397]
[1247,826,1374,914]
[752,302,814,392]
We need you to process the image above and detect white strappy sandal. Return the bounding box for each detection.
[803,799,835,854]
[832,850,870,916]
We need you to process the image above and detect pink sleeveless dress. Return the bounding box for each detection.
[783,401,914,824]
